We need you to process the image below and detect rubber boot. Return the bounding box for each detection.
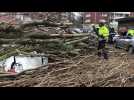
[103,50,108,60]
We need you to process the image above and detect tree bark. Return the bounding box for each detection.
[65,37,89,45]
[0,38,63,44]
[25,33,90,38]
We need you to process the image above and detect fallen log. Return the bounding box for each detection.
[65,37,89,45]
[0,38,63,44]
[0,37,89,45]
[0,50,19,61]
[25,33,90,39]
[0,46,25,61]
[15,49,49,57]
[20,21,63,29]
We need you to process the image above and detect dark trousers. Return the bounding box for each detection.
[108,34,115,44]
[98,39,108,59]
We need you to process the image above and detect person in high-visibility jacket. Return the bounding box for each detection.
[97,22,109,60]
[98,24,109,40]
[127,29,134,37]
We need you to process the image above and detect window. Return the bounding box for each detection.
[125,14,129,17]
[119,14,123,17]
[99,19,106,23]
[102,13,107,17]
[85,14,91,17]
[117,14,121,17]
[85,19,91,23]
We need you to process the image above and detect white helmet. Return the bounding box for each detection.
[99,19,106,23]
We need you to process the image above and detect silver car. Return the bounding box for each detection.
[114,36,134,54]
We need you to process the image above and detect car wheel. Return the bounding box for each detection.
[128,46,134,54]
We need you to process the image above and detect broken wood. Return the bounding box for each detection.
[0,38,63,44]
[65,37,89,45]
[25,33,90,39]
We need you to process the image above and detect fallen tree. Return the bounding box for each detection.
[24,33,90,39]
[0,38,63,44]
[65,37,89,45]
[20,20,68,29]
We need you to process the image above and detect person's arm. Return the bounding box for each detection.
[98,28,104,38]
[92,26,98,36]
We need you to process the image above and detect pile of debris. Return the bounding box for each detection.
[0,12,100,86]
[0,19,97,58]
[0,47,134,87]
[0,13,134,87]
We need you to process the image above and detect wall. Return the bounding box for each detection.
[84,12,108,24]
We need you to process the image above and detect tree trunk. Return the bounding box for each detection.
[25,33,90,38]
[0,38,63,44]
[65,37,89,45]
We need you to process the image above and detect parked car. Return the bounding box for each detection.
[114,36,134,54]
[67,27,92,34]
[113,34,120,42]
[67,28,83,33]
[82,25,93,33]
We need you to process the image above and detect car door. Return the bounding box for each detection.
[117,39,125,48]
[120,39,131,49]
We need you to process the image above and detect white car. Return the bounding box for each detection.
[113,34,120,42]
[114,36,134,54]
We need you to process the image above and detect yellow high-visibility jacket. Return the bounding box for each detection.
[99,26,109,40]
[128,29,134,37]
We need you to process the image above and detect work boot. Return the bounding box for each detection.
[103,51,108,60]
[97,52,101,57]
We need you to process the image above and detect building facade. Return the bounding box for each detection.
[84,12,109,24]
[0,12,133,25]
[130,12,134,16]
[84,12,133,24]
[109,12,130,20]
